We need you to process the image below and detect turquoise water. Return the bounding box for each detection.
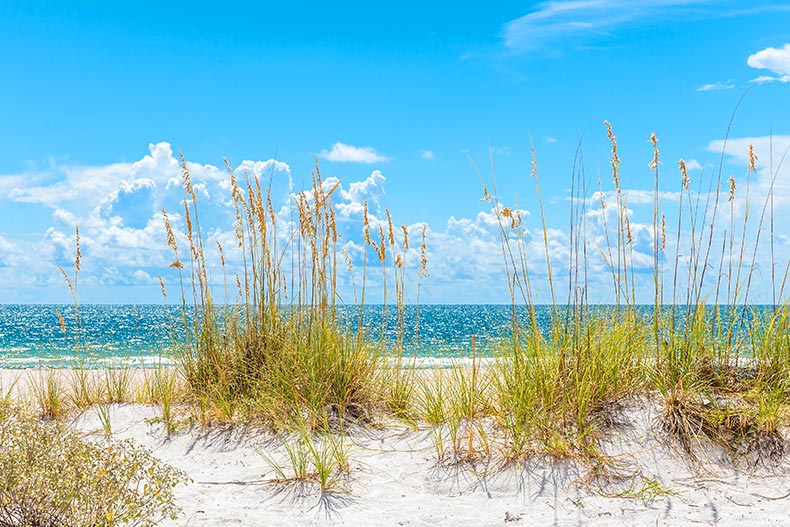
[0,304,530,368]
[0,304,770,368]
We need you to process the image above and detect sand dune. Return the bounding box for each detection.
[59,400,790,526]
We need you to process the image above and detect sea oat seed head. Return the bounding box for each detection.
[158,275,167,299]
[530,146,538,179]
[419,224,429,278]
[342,248,354,271]
[747,144,757,172]
[56,309,66,334]
[728,176,736,202]
[58,266,74,294]
[363,201,371,245]
[649,133,660,169]
[74,226,81,272]
[179,152,197,203]
[217,240,225,267]
[603,120,621,190]
[377,226,386,261]
[501,207,516,229]
[401,225,409,249]
[678,159,690,189]
[386,209,395,246]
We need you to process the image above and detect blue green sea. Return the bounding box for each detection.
[0,304,538,368]
[0,304,769,368]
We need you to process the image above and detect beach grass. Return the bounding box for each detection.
[4,117,790,526]
[147,120,790,465]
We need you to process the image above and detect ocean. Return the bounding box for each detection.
[0,304,539,368]
[0,304,767,368]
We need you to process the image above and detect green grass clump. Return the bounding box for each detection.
[0,415,188,527]
[163,158,421,431]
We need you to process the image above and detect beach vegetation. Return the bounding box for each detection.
[0,415,187,527]
[161,158,420,431]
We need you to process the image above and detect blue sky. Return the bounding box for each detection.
[1,1,790,304]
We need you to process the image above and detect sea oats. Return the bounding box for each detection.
[56,309,66,334]
[179,152,197,203]
[624,205,633,245]
[74,226,81,272]
[604,120,621,190]
[649,133,660,169]
[363,200,371,245]
[678,159,690,190]
[58,266,74,294]
[163,209,178,251]
[158,275,167,299]
[728,176,736,202]
[419,224,429,278]
[217,240,225,267]
[235,274,243,299]
[401,225,409,249]
[501,207,516,229]
[386,209,396,246]
[377,226,387,262]
[342,248,354,271]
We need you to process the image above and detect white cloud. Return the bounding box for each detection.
[685,159,703,171]
[7,136,790,304]
[0,143,298,300]
[544,136,558,144]
[318,142,390,164]
[420,150,435,160]
[503,1,713,52]
[234,159,292,191]
[749,74,790,84]
[747,43,790,82]
[708,135,790,200]
[696,80,736,92]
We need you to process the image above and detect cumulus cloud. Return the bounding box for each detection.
[0,143,297,301]
[7,137,788,304]
[747,43,790,84]
[318,142,391,163]
[696,80,736,92]
[420,150,435,160]
[544,136,558,144]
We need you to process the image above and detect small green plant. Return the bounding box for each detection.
[94,403,113,437]
[103,368,132,403]
[68,366,96,409]
[0,378,17,420]
[0,416,188,527]
[28,371,67,420]
[261,425,351,495]
[152,367,179,436]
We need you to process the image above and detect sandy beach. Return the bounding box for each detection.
[0,370,790,526]
[68,400,790,526]
[4,368,788,527]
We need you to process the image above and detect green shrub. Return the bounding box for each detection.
[0,417,187,527]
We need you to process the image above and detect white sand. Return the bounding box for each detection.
[67,401,790,526]
[4,368,790,526]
